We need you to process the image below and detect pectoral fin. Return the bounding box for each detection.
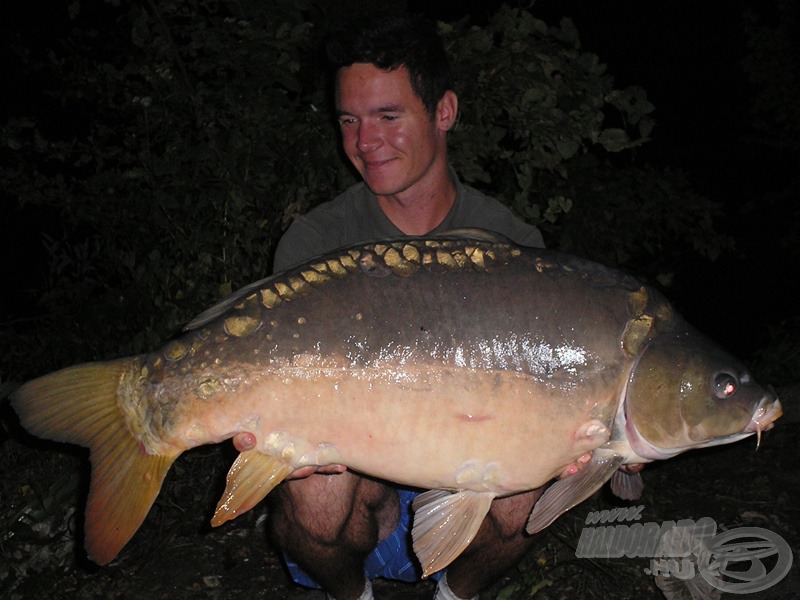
[611,469,644,501]
[411,489,495,577]
[526,453,625,534]
[211,450,291,526]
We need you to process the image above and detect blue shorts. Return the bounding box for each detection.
[284,488,443,587]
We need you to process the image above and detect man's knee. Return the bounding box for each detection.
[270,472,359,545]
[484,489,544,539]
[269,472,397,553]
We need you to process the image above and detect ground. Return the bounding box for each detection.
[1,410,797,600]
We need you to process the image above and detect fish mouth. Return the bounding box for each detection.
[624,395,784,460]
[745,396,783,449]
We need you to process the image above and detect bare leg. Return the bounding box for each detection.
[444,488,544,599]
[269,471,399,600]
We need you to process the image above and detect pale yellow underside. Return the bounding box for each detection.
[172,363,621,495]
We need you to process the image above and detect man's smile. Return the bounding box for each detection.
[362,157,397,171]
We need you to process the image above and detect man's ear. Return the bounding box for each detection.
[436,90,458,132]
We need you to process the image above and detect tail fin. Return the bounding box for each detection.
[10,359,178,565]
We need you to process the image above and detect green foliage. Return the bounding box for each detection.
[0,1,729,380]
[442,9,655,214]
[437,6,727,285]
[2,0,346,375]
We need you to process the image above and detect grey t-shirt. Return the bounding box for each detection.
[274,172,544,272]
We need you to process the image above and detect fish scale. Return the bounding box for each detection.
[9,229,781,577]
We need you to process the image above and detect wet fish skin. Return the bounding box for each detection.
[9,230,781,573]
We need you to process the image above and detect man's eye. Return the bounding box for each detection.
[338,117,356,125]
[381,114,398,121]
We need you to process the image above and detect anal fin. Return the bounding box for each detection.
[411,489,495,577]
[211,450,291,526]
[526,453,624,534]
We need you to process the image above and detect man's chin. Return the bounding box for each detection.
[360,163,404,194]
[363,178,403,197]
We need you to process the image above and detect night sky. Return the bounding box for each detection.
[2,0,797,358]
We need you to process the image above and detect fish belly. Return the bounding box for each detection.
[174,363,612,495]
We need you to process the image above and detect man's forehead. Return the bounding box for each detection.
[335,102,406,116]
[335,63,422,112]
[336,61,409,82]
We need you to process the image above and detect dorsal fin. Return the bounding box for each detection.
[184,229,510,332]
[183,275,276,331]
[433,228,512,244]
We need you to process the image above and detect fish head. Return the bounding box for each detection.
[624,330,782,459]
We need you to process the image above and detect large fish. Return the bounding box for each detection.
[10,230,781,576]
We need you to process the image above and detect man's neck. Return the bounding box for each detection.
[376,165,456,235]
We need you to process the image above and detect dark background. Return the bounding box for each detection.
[414,0,797,360]
[1,0,797,359]
[0,3,797,598]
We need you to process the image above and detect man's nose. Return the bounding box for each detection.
[357,122,382,152]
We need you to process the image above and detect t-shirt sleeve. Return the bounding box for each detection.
[505,218,545,248]
[458,187,545,249]
[272,185,371,273]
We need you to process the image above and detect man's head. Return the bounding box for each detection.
[328,15,458,207]
[327,14,453,117]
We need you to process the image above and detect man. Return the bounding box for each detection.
[234,14,545,600]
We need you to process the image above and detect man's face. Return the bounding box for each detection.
[336,63,452,198]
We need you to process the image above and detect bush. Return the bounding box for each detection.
[0,1,728,379]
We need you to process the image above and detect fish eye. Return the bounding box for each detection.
[713,373,738,399]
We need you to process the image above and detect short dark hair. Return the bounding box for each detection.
[326,14,454,115]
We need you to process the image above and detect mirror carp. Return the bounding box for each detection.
[10,230,782,575]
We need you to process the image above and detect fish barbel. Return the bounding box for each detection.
[10,230,782,575]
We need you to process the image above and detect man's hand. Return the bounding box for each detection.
[555,453,645,480]
[288,464,348,479]
[231,432,347,479]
